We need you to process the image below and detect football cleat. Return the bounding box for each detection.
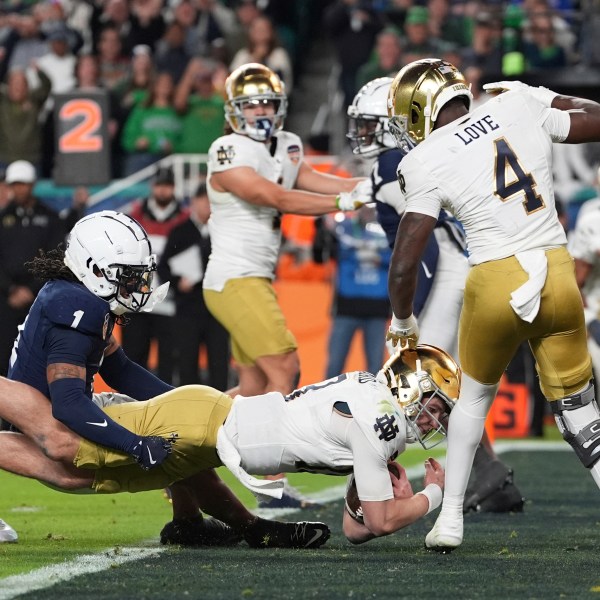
[425,508,463,553]
[0,518,17,543]
[243,517,330,549]
[160,515,242,547]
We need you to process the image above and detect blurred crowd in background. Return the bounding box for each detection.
[0,0,598,184]
[1,0,600,434]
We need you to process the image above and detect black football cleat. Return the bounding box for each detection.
[160,515,242,547]
[243,517,330,549]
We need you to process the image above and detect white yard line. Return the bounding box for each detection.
[0,440,570,597]
[0,547,164,600]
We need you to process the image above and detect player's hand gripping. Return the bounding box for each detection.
[336,178,373,211]
[482,80,557,107]
[423,457,444,490]
[130,435,174,470]
[386,313,419,349]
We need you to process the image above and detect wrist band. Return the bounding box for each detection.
[531,86,558,107]
[416,483,443,515]
[335,195,341,210]
[391,313,415,331]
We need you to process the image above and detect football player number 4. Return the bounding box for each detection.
[493,138,544,215]
[59,99,103,153]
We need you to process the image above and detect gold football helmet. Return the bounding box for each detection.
[224,62,287,142]
[378,344,461,449]
[387,58,472,151]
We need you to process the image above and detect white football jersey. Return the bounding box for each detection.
[204,131,303,291]
[398,91,571,265]
[569,202,600,315]
[222,371,408,502]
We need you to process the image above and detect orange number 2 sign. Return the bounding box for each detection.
[58,99,103,153]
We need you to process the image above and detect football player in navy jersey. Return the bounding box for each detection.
[346,78,524,514]
[5,211,304,547]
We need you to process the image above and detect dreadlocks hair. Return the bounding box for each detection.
[26,245,79,283]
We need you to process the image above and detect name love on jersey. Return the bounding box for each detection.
[454,114,500,146]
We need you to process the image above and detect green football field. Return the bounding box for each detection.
[2,439,600,599]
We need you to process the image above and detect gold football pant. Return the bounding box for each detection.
[203,277,297,366]
[74,386,233,493]
[459,247,592,400]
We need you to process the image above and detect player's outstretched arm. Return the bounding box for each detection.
[210,167,361,215]
[556,96,600,144]
[295,160,363,194]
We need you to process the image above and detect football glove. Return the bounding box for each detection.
[386,313,419,349]
[336,178,373,211]
[482,80,557,107]
[130,435,174,471]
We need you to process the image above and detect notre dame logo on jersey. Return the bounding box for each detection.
[397,171,406,194]
[216,145,235,165]
[374,414,399,441]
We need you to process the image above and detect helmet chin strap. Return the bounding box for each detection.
[423,90,432,139]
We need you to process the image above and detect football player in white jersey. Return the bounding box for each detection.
[0,345,456,545]
[204,62,370,509]
[204,62,369,399]
[347,77,523,514]
[385,58,600,552]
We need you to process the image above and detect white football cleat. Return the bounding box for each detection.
[0,518,17,543]
[425,510,463,553]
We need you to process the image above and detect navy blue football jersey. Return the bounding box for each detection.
[8,280,114,397]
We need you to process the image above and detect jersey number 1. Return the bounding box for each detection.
[493,138,544,214]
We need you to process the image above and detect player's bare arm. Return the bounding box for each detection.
[210,166,339,215]
[552,95,600,143]
[295,160,362,194]
[344,459,444,543]
[47,363,86,383]
[388,212,437,319]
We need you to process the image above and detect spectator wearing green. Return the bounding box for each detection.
[174,58,225,156]
[121,72,182,176]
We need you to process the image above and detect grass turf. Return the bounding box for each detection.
[3,443,600,598]
[0,444,449,578]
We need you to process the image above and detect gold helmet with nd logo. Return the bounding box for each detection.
[224,63,288,142]
[378,344,461,449]
[387,58,472,152]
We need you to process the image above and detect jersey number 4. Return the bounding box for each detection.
[493,138,545,215]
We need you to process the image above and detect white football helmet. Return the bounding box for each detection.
[347,77,396,157]
[387,58,472,152]
[64,211,158,315]
[224,63,287,142]
[378,344,461,449]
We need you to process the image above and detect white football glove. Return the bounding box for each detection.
[482,80,557,107]
[386,313,419,349]
[336,178,373,211]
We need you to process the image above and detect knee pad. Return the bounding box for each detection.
[552,381,600,468]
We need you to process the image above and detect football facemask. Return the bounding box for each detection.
[347,77,396,157]
[377,344,461,449]
[224,63,287,142]
[387,58,472,150]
